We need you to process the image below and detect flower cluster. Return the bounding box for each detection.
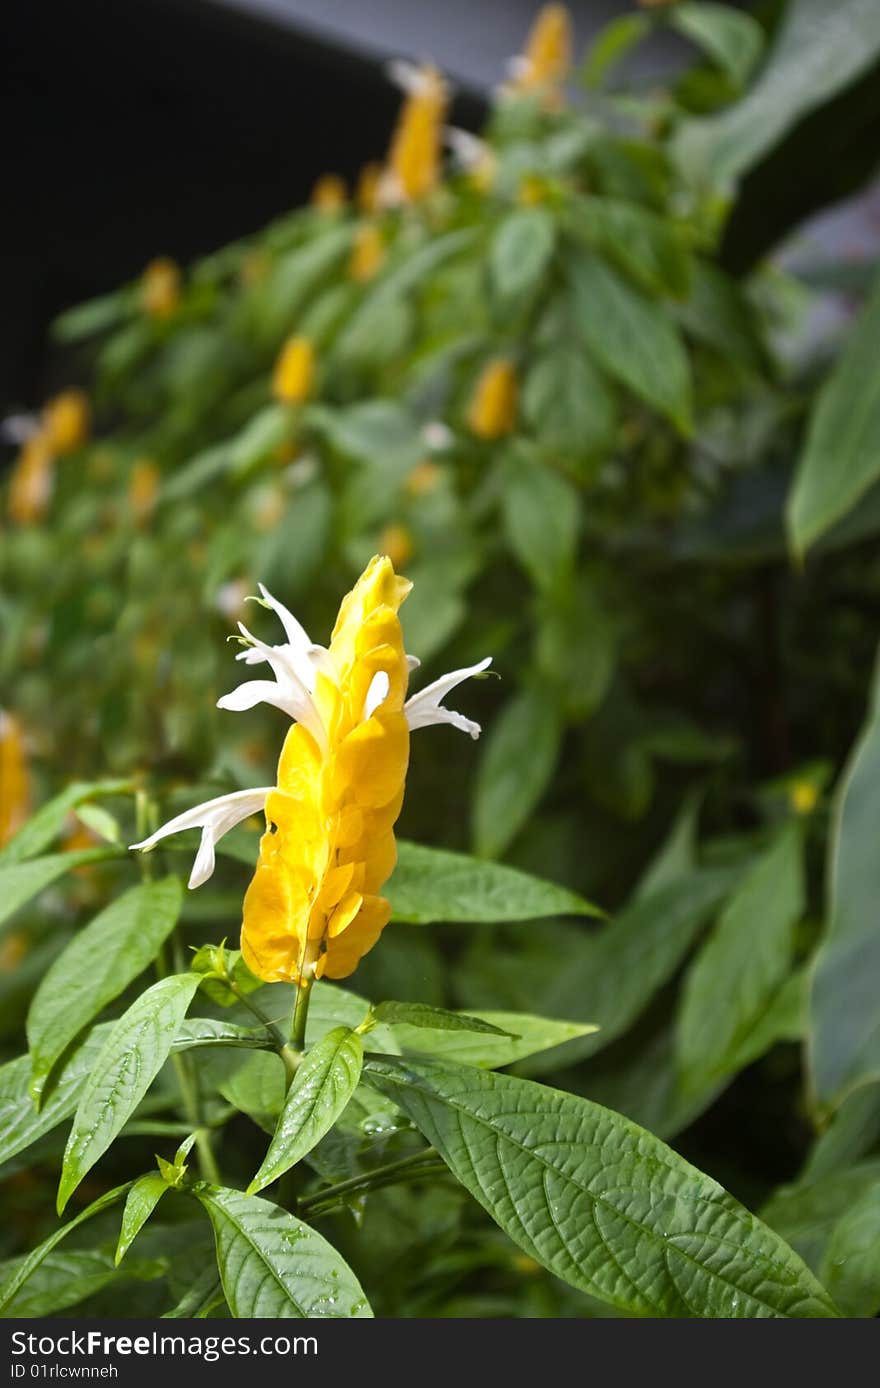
[132,558,490,982]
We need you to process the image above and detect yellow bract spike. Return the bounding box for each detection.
[405,459,442,496]
[378,523,414,569]
[467,358,518,439]
[42,389,90,455]
[272,335,316,404]
[356,162,383,214]
[0,710,31,847]
[515,4,572,91]
[349,223,386,282]
[128,459,161,526]
[240,556,413,983]
[387,66,448,202]
[7,435,54,525]
[141,258,181,319]
[790,781,819,816]
[310,173,347,211]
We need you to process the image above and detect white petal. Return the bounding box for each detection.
[217,678,301,720]
[223,628,328,750]
[257,583,311,653]
[364,671,390,720]
[406,654,421,672]
[129,787,272,889]
[404,657,492,740]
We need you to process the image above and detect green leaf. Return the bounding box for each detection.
[675,261,766,371]
[502,449,581,593]
[0,1027,110,1173]
[58,973,201,1212]
[258,225,353,340]
[27,877,183,1103]
[247,1028,363,1194]
[0,849,120,936]
[635,796,699,901]
[820,1182,880,1316]
[802,1084,880,1182]
[228,403,292,476]
[388,840,599,924]
[0,1249,118,1317]
[675,0,880,186]
[0,779,130,865]
[523,346,617,456]
[810,658,880,1110]
[389,1010,597,1069]
[787,274,880,556]
[570,254,693,433]
[568,198,692,299]
[52,291,132,344]
[174,1018,276,1051]
[115,1174,168,1265]
[670,3,764,86]
[582,13,652,89]
[362,1055,838,1317]
[490,208,556,303]
[473,686,565,858]
[0,1181,134,1315]
[761,1161,880,1273]
[677,826,804,1094]
[196,1185,372,1317]
[373,1001,513,1037]
[524,868,739,1074]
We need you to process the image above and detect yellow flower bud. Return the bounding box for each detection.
[272,335,316,404]
[7,435,54,525]
[356,162,383,214]
[378,523,414,569]
[0,932,28,973]
[128,459,161,527]
[387,66,448,202]
[141,257,181,319]
[405,460,442,496]
[310,173,347,211]
[514,4,572,92]
[790,780,819,816]
[349,223,386,283]
[467,358,518,439]
[517,173,547,206]
[41,390,90,455]
[0,710,31,847]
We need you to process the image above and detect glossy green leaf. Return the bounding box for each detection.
[473,686,565,859]
[490,208,556,302]
[571,254,693,433]
[787,274,880,556]
[810,660,880,1110]
[390,1010,597,1069]
[27,877,183,1103]
[248,1027,363,1194]
[0,849,120,936]
[58,973,201,1212]
[362,1055,838,1317]
[388,840,599,923]
[675,0,880,186]
[196,1185,372,1317]
[373,1001,513,1037]
[820,1182,880,1316]
[670,3,764,86]
[677,825,804,1094]
[0,1249,118,1318]
[761,1161,880,1273]
[0,1026,111,1172]
[568,198,692,299]
[523,346,617,456]
[582,13,652,89]
[502,449,581,593]
[0,1182,134,1315]
[0,780,130,865]
[115,1174,169,1265]
[258,225,353,340]
[802,1084,880,1182]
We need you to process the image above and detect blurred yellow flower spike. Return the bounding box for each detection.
[378,523,414,569]
[140,257,181,319]
[272,335,316,404]
[7,435,54,525]
[790,780,819,816]
[310,173,347,211]
[131,559,491,983]
[386,63,448,203]
[405,459,442,496]
[356,161,383,214]
[517,173,548,206]
[468,358,519,439]
[127,459,161,527]
[42,389,90,455]
[0,710,31,847]
[349,223,386,282]
[511,4,572,96]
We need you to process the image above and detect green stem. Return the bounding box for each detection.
[290,974,314,1053]
[297,1147,441,1216]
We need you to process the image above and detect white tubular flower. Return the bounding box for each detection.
[130,787,272,889]
[404,657,492,739]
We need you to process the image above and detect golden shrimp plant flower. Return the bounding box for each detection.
[131,558,490,983]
